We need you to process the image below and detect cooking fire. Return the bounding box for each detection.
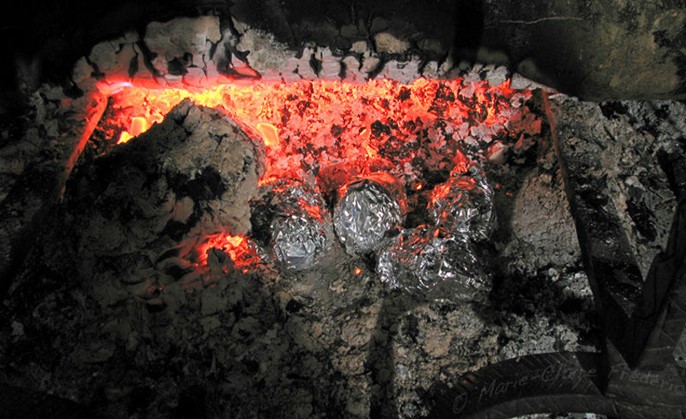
[88,77,538,295]
[1,10,683,419]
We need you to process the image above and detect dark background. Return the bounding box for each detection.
[0,1,184,102]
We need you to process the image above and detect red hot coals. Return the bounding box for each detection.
[89,77,541,300]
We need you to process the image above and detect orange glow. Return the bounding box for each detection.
[118,116,150,144]
[90,76,535,270]
[94,78,530,184]
[195,232,260,273]
[353,266,363,276]
[429,176,477,207]
[299,198,326,223]
[130,117,149,136]
[255,122,280,148]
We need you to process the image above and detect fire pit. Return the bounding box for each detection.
[0,7,684,419]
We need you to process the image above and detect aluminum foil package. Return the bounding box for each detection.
[266,180,331,270]
[376,226,491,301]
[271,214,329,271]
[333,172,407,255]
[427,169,496,242]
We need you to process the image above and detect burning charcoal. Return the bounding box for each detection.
[427,168,496,242]
[266,180,331,270]
[333,172,407,255]
[376,226,491,301]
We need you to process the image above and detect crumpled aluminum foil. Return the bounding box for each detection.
[333,172,407,255]
[427,167,496,242]
[376,226,491,301]
[267,180,331,270]
[271,214,329,271]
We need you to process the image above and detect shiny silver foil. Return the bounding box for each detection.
[268,180,331,270]
[333,172,407,255]
[376,226,491,301]
[427,168,495,242]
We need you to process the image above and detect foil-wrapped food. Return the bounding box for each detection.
[376,226,491,301]
[427,166,496,242]
[271,214,329,271]
[262,179,331,270]
[333,172,407,255]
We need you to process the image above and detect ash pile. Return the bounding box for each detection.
[0,90,610,419]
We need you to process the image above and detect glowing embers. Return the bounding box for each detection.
[118,116,150,144]
[255,122,280,148]
[92,76,538,274]
[96,77,525,188]
[195,233,261,274]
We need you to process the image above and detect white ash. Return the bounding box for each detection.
[88,31,140,75]
[145,16,222,74]
[234,26,294,78]
[68,14,547,94]
[373,32,411,54]
[504,168,581,275]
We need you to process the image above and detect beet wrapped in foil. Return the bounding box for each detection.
[376,226,491,301]
[427,169,495,242]
[265,180,331,270]
[333,172,407,255]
